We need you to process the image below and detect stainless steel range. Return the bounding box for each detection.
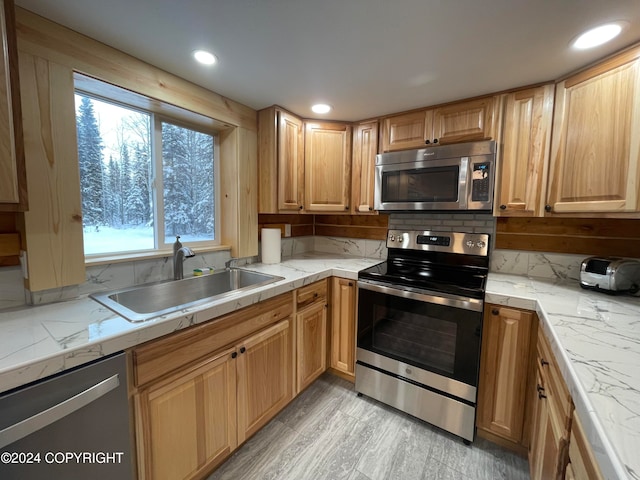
[355,229,490,443]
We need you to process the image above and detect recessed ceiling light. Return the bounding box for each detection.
[573,23,623,49]
[311,103,332,114]
[193,50,217,65]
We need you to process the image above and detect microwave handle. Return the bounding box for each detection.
[459,157,469,209]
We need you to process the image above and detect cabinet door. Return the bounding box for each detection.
[135,348,237,480]
[237,319,293,443]
[0,0,26,210]
[351,120,378,213]
[381,110,432,152]
[547,48,640,213]
[296,300,327,392]
[330,277,356,377]
[432,97,494,144]
[477,305,534,443]
[278,110,305,211]
[568,410,604,480]
[496,86,554,216]
[304,122,352,212]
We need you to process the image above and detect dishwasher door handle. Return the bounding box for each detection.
[0,373,120,449]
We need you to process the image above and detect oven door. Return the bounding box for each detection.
[356,281,483,401]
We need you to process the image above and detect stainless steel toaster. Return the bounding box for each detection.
[580,257,640,294]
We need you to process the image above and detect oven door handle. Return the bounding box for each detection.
[357,280,483,312]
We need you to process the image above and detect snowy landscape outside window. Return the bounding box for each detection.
[75,92,217,256]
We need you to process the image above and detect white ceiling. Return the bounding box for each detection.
[15,0,640,121]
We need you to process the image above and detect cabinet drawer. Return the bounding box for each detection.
[132,291,294,387]
[537,331,572,433]
[296,279,328,310]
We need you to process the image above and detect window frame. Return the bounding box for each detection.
[74,85,221,260]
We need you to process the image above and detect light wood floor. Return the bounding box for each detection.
[208,373,530,480]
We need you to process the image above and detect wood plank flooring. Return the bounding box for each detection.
[208,373,530,480]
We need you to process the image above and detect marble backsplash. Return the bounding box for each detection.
[490,249,587,281]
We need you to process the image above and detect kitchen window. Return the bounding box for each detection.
[74,88,219,256]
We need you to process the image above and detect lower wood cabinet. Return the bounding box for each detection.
[477,304,536,449]
[329,277,356,379]
[131,292,294,480]
[134,348,237,480]
[566,409,603,480]
[529,325,572,480]
[295,280,328,393]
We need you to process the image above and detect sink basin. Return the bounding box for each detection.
[90,268,284,322]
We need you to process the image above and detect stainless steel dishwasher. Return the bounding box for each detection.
[0,352,133,479]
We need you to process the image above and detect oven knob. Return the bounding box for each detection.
[390,235,395,241]
[397,236,403,243]
[466,240,475,248]
[477,241,486,248]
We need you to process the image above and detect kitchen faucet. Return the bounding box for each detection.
[173,236,195,280]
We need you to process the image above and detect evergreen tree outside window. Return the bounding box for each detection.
[74,92,217,256]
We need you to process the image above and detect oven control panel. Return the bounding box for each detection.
[387,230,489,256]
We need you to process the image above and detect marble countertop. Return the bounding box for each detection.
[1,255,638,479]
[0,253,380,395]
[486,274,640,480]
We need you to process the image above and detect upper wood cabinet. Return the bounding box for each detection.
[432,97,495,145]
[258,106,304,213]
[547,45,640,214]
[381,97,495,152]
[0,0,26,211]
[381,110,431,152]
[351,120,378,214]
[477,305,536,447]
[304,121,352,212]
[495,85,555,217]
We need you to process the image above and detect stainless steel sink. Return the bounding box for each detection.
[90,268,284,322]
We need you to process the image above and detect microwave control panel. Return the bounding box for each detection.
[471,162,491,202]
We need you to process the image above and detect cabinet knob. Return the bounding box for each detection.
[537,384,547,399]
[540,358,549,367]
[491,308,499,315]
[299,205,304,210]
[369,207,373,211]
[348,282,353,287]
[240,346,246,354]
[314,292,318,298]
[499,205,507,210]
[345,206,349,210]
[544,204,552,212]
[425,139,431,145]
[231,351,238,359]
[433,138,438,144]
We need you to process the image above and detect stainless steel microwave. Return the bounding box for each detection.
[374,140,496,212]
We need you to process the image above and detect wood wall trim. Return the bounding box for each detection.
[496,218,640,258]
[15,7,257,131]
[258,213,389,240]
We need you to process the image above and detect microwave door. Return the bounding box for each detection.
[375,157,464,211]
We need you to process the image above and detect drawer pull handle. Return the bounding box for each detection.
[540,358,549,367]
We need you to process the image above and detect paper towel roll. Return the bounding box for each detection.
[261,228,281,264]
